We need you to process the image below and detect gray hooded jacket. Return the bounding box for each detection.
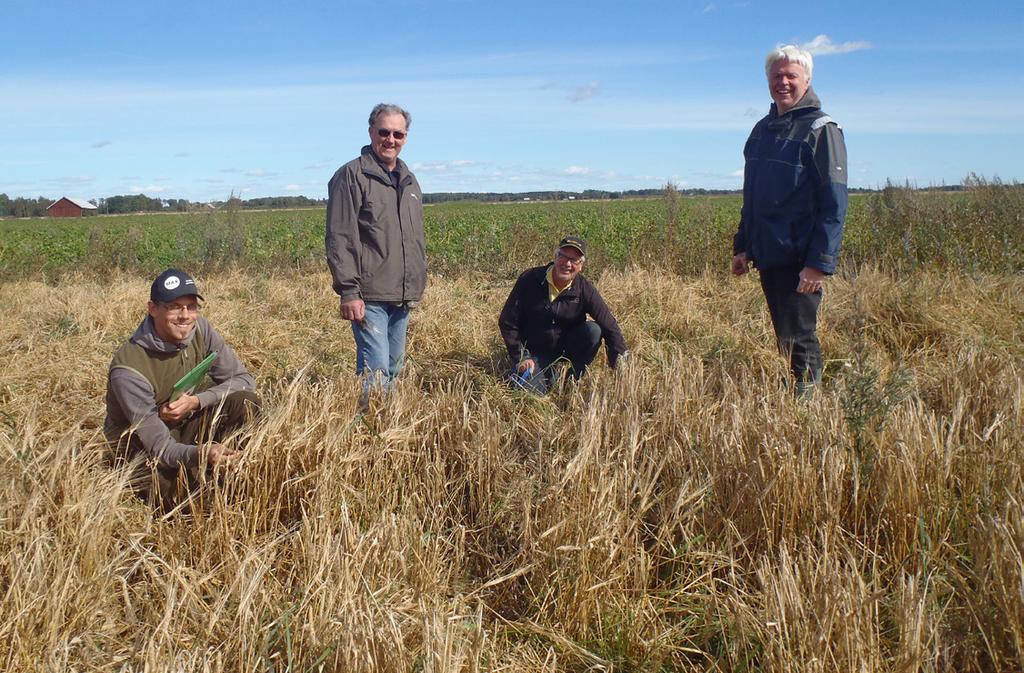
[103,315,255,469]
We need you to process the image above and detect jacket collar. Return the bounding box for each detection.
[131,315,198,353]
[539,263,582,298]
[358,145,411,185]
[768,85,822,120]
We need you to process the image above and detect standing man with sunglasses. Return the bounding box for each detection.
[326,103,427,404]
[104,268,261,510]
[499,236,628,394]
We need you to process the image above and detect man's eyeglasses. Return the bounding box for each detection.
[556,251,584,267]
[161,302,202,315]
[376,128,407,140]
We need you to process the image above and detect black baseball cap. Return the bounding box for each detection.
[150,268,204,303]
[559,235,586,256]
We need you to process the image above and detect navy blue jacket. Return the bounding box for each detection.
[498,264,628,367]
[733,87,848,273]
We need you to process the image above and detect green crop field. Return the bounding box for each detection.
[2,183,1021,281]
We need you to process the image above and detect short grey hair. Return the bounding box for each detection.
[368,103,411,129]
[764,45,813,79]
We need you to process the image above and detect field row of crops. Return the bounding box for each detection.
[2,183,1022,280]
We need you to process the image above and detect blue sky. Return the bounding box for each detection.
[3,0,1022,202]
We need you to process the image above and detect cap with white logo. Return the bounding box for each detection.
[150,268,204,303]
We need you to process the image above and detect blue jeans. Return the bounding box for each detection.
[514,321,603,395]
[352,301,410,391]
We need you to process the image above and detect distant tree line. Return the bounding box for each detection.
[96,194,328,214]
[422,187,745,204]
[0,193,331,217]
[0,181,998,218]
[98,194,187,214]
[0,194,58,218]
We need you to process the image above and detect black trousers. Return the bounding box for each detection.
[518,321,603,394]
[113,391,262,512]
[758,265,823,382]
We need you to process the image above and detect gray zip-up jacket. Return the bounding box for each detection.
[325,146,427,303]
[103,315,255,469]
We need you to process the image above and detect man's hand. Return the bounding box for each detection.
[797,266,826,294]
[340,297,365,322]
[206,442,241,467]
[159,394,199,423]
[731,253,750,276]
[517,359,536,375]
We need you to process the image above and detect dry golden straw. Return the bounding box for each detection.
[1,266,1022,672]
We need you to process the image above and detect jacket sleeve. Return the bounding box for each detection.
[733,129,756,256]
[498,272,531,363]
[195,318,256,411]
[583,280,628,367]
[806,122,848,274]
[325,165,365,301]
[108,368,199,470]
[733,170,750,256]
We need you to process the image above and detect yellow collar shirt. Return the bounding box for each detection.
[546,266,573,303]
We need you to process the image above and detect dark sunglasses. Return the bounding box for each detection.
[376,128,407,140]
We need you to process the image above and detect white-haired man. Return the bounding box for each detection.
[731,45,848,396]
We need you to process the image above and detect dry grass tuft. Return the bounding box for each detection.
[1,265,1022,671]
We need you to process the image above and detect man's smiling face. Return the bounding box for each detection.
[768,59,811,114]
[148,297,200,344]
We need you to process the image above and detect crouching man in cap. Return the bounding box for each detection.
[499,236,628,394]
[104,268,262,511]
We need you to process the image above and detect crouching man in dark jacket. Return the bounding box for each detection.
[104,268,261,511]
[499,236,628,394]
[731,44,848,397]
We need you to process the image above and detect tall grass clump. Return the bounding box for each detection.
[1,261,1022,671]
[846,178,1024,272]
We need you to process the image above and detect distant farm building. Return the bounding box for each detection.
[47,197,97,217]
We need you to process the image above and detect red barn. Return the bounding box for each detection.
[47,197,97,217]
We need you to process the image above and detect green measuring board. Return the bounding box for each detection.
[170,351,218,402]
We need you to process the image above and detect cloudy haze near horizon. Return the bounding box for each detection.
[2,0,1021,202]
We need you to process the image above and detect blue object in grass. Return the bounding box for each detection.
[511,362,535,388]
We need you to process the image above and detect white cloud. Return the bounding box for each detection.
[245,168,276,177]
[568,80,600,103]
[411,160,478,174]
[130,184,169,193]
[412,162,453,173]
[284,184,302,191]
[730,169,744,178]
[564,166,591,175]
[800,34,872,56]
